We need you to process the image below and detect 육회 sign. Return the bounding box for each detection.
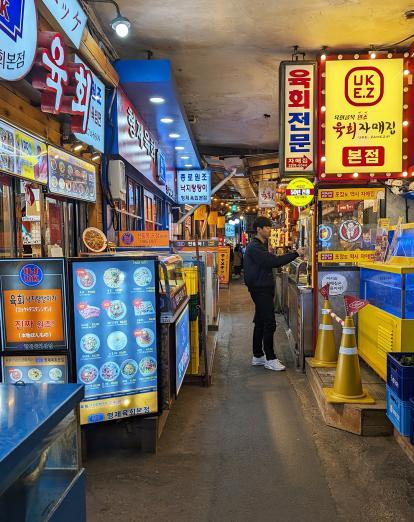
[177,170,211,205]
[0,0,37,81]
[0,119,47,183]
[286,177,314,207]
[323,57,404,176]
[258,181,278,208]
[41,0,87,49]
[279,61,316,176]
[0,259,67,351]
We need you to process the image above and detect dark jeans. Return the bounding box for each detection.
[249,287,276,361]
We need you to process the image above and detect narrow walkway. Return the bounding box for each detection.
[86,283,414,522]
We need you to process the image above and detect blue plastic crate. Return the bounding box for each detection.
[410,398,414,445]
[387,353,414,401]
[386,385,412,436]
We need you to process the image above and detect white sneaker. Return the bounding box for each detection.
[252,356,266,366]
[264,359,286,371]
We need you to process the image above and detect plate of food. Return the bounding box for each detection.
[107,331,128,351]
[138,357,157,376]
[79,364,99,384]
[133,300,155,316]
[50,176,58,189]
[80,333,100,354]
[28,368,42,381]
[76,268,96,290]
[121,359,138,379]
[82,227,107,253]
[8,368,23,382]
[135,328,155,348]
[58,178,65,190]
[107,300,127,321]
[103,267,125,288]
[58,161,66,174]
[133,267,153,287]
[49,367,63,381]
[78,304,101,319]
[50,159,57,172]
[100,361,120,382]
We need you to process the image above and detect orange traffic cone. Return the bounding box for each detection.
[323,315,375,404]
[308,298,337,367]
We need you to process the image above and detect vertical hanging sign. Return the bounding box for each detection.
[279,61,316,177]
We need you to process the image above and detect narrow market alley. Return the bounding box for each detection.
[86,282,414,522]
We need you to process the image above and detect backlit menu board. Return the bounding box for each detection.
[48,145,96,202]
[175,305,190,394]
[0,259,67,351]
[71,258,158,425]
[2,355,67,384]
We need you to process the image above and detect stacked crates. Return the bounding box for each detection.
[183,267,200,375]
[386,353,414,438]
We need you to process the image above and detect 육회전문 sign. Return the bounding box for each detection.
[279,61,316,176]
[177,170,211,205]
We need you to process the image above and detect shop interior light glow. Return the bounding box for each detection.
[73,143,83,152]
[150,97,165,104]
[91,153,100,161]
[234,219,240,224]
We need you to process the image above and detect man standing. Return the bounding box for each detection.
[244,217,304,371]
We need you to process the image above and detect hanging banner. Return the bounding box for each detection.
[208,211,218,225]
[119,230,169,248]
[322,57,404,176]
[217,216,225,229]
[217,247,230,284]
[177,170,211,205]
[225,223,235,237]
[286,177,314,207]
[41,0,87,49]
[258,181,278,208]
[279,61,316,176]
[0,119,47,184]
[0,0,37,81]
[194,205,208,220]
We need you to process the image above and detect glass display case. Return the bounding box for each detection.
[157,254,187,322]
[0,383,85,522]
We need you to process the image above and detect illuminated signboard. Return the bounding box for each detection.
[0,0,37,81]
[286,177,314,207]
[41,0,87,49]
[177,170,211,205]
[321,56,407,178]
[279,61,316,177]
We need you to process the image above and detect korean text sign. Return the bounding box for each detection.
[71,258,158,425]
[324,58,403,174]
[177,170,211,205]
[279,61,316,176]
[258,181,278,208]
[119,230,169,248]
[217,246,230,284]
[41,0,87,49]
[0,259,67,351]
[175,305,190,394]
[3,355,67,384]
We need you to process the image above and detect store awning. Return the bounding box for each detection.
[114,59,202,171]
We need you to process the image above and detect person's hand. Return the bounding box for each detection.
[296,247,305,257]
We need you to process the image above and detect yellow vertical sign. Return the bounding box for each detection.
[325,58,403,174]
[217,246,230,284]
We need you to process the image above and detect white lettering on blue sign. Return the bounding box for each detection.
[177,170,211,205]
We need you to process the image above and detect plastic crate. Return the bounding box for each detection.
[387,352,414,401]
[410,398,414,445]
[189,294,199,321]
[183,267,198,295]
[386,385,412,436]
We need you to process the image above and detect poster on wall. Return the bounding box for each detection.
[323,57,404,175]
[0,259,67,351]
[258,181,278,208]
[279,61,316,176]
[0,119,47,183]
[48,146,96,202]
[71,258,158,425]
[177,170,211,205]
[2,355,67,384]
[175,305,190,394]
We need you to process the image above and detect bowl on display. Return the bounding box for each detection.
[135,328,155,348]
[138,357,157,376]
[100,361,120,382]
[107,331,128,351]
[80,333,100,354]
[76,268,96,290]
[107,300,127,321]
[121,359,138,379]
[103,267,125,288]
[79,364,99,384]
[133,267,153,287]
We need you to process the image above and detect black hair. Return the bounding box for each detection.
[253,216,272,231]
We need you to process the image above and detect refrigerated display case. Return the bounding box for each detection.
[0,259,70,384]
[0,383,85,522]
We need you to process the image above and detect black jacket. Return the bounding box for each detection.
[244,238,299,289]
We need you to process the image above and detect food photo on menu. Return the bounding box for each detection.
[72,260,158,401]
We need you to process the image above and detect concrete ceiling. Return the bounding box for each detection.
[91,0,414,154]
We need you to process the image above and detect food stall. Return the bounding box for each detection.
[0,383,85,522]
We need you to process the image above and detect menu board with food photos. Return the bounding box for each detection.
[48,145,96,202]
[2,355,67,384]
[71,257,158,424]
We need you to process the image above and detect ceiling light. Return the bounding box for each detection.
[91,153,100,161]
[181,155,190,160]
[150,97,165,104]
[169,133,180,138]
[370,52,377,59]
[160,117,174,124]
[403,120,409,127]
[403,171,408,177]
[184,164,193,168]
[353,172,359,178]
[73,143,83,152]
[111,15,131,38]
[175,146,185,151]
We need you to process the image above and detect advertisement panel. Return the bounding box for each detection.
[0,119,47,184]
[177,170,211,205]
[217,246,230,284]
[119,230,169,248]
[48,146,96,202]
[279,61,316,176]
[286,178,314,207]
[2,355,67,384]
[71,258,158,424]
[258,181,278,208]
[0,259,67,351]
[175,305,190,394]
[324,58,403,175]
[318,187,384,201]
